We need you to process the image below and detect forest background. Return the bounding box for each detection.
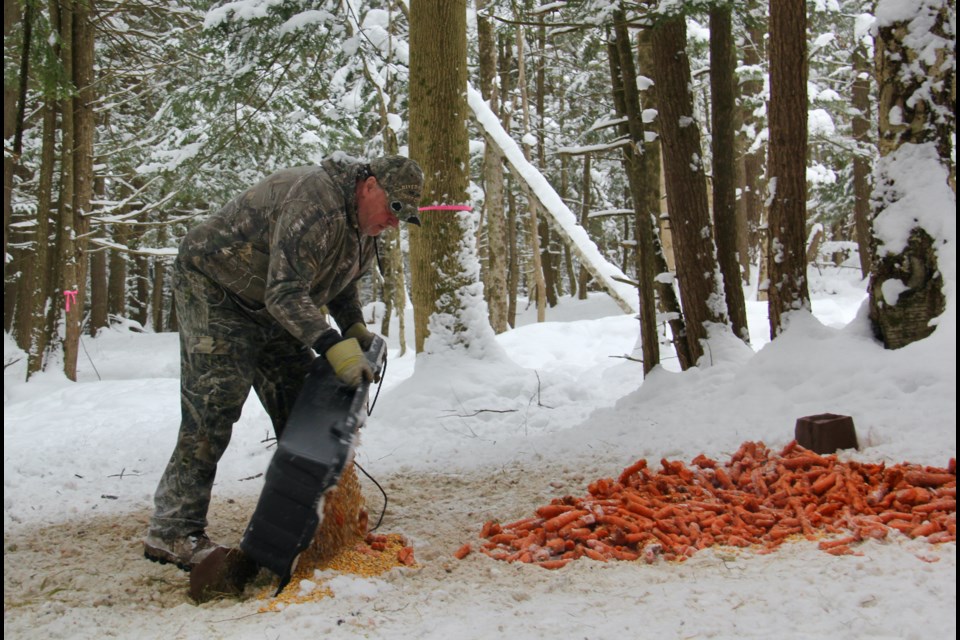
[2,0,955,380]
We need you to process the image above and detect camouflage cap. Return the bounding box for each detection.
[369,156,424,226]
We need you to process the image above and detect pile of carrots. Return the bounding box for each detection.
[456,441,955,569]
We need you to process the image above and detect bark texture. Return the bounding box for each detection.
[408,0,473,353]
[766,0,810,338]
[651,14,728,363]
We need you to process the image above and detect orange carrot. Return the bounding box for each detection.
[904,470,956,487]
[781,455,829,470]
[909,521,942,538]
[818,535,857,550]
[502,516,543,531]
[812,472,838,495]
[618,459,649,485]
[488,532,518,545]
[397,546,416,566]
[691,454,717,469]
[598,514,640,533]
[912,498,956,513]
[472,443,957,571]
[536,504,575,519]
[544,509,589,532]
[454,543,472,559]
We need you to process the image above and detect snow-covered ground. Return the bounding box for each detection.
[4,262,956,639]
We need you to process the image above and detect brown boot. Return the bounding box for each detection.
[144,530,219,572]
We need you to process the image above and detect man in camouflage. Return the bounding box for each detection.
[144,154,424,570]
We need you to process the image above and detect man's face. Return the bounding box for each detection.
[356,177,400,236]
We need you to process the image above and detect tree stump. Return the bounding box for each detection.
[795,413,859,454]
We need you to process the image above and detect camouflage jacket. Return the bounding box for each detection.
[177,154,376,352]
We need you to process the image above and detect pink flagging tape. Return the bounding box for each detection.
[64,289,78,312]
[417,205,474,212]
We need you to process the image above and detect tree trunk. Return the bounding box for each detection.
[766,0,810,339]
[709,5,749,343]
[354,11,408,356]
[739,12,766,297]
[26,101,58,378]
[506,181,519,327]
[89,247,108,335]
[609,14,659,375]
[108,225,127,320]
[499,35,520,328]
[577,153,592,300]
[868,1,952,349]
[88,176,109,335]
[3,0,24,287]
[151,217,168,332]
[851,42,873,279]
[515,26,547,322]
[56,0,80,380]
[636,26,692,370]
[651,14,728,364]
[534,20,560,307]
[559,148,575,297]
[130,219,149,328]
[408,0,480,353]
[478,0,509,333]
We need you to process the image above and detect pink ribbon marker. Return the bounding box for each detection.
[417,205,474,212]
[64,289,78,312]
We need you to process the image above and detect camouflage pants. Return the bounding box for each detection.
[149,260,313,539]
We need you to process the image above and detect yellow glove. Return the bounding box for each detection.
[344,323,376,351]
[324,338,374,387]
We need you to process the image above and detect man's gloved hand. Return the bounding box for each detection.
[344,323,376,351]
[324,338,374,387]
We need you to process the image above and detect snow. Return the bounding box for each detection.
[467,83,638,315]
[4,259,956,639]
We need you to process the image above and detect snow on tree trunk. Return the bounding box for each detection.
[868,0,954,349]
[710,5,749,343]
[408,0,499,357]
[609,14,659,375]
[467,85,639,316]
